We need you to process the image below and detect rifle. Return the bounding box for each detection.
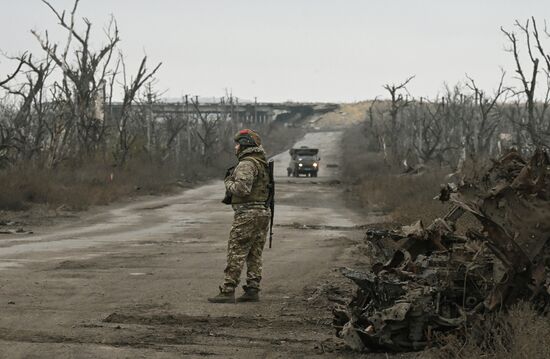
[221,166,235,205]
[266,160,275,248]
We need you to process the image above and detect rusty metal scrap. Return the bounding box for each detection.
[333,149,550,352]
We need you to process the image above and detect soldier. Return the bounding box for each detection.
[208,129,271,303]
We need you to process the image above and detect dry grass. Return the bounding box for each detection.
[424,303,550,359]
[356,169,450,223]
[341,124,449,223]
[0,122,303,213]
[0,159,180,211]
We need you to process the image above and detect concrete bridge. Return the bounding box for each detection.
[109,100,338,126]
[149,101,276,124]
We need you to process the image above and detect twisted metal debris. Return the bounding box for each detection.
[333,149,550,352]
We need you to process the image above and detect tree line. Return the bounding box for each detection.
[362,17,550,171]
[0,0,255,174]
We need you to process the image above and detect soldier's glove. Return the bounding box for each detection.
[222,191,232,205]
[222,166,235,205]
[225,166,235,179]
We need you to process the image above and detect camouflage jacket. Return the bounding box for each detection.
[225,146,269,208]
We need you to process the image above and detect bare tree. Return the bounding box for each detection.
[0,54,27,87]
[0,53,55,163]
[382,75,415,162]
[114,56,162,166]
[0,55,28,166]
[410,97,447,164]
[501,18,550,147]
[464,71,508,157]
[32,0,120,156]
[191,98,223,164]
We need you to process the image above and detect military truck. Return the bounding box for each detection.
[287,146,320,177]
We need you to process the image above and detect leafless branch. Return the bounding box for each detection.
[0,53,27,87]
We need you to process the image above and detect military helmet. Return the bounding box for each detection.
[234,129,261,147]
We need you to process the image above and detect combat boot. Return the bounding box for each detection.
[237,287,260,302]
[207,287,236,304]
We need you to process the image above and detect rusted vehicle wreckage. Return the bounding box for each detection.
[333,149,550,352]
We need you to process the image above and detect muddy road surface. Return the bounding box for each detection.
[0,131,377,358]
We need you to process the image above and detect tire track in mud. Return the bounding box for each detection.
[0,311,325,356]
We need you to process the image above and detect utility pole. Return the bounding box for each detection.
[195,96,203,156]
[230,93,234,126]
[235,97,239,125]
[254,97,258,124]
[185,95,191,154]
[176,95,183,165]
[147,92,153,152]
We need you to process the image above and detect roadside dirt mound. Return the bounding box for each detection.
[315,101,374,128]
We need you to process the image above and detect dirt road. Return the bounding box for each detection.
[0,131,377,358]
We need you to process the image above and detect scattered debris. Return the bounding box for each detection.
[333,149,550,352]
[401,164,427,176]
[306,283,348,305]
[0,228,33,235]
[0,219,33,234]
[276,222,370,231]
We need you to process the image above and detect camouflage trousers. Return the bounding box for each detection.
[222,205,270,293]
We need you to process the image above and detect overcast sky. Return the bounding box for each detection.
[0,0,549,102]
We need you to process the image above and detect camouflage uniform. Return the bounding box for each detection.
[221,145,271,293]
